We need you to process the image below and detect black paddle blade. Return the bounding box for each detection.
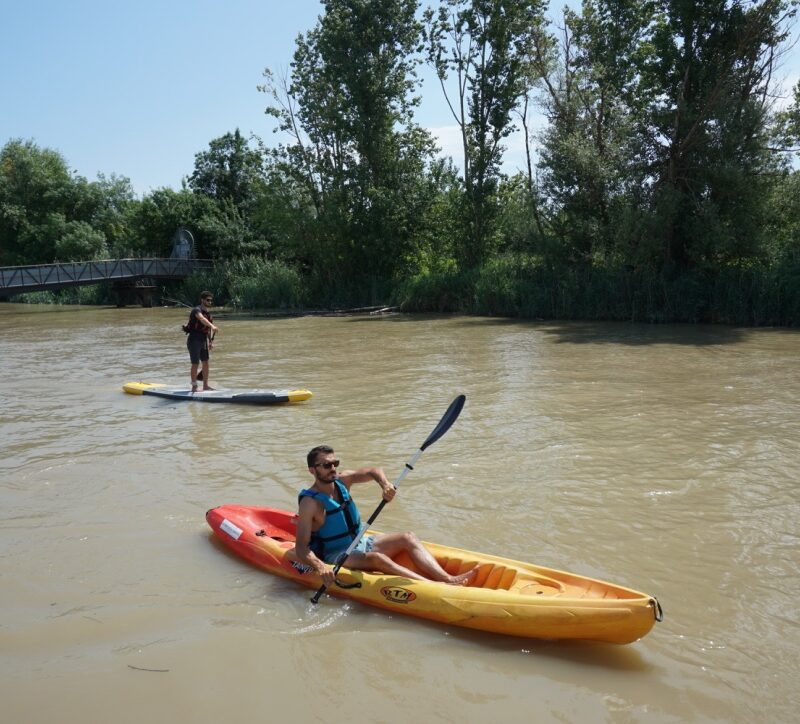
[420,394,465,451]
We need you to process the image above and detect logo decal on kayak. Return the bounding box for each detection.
[291,560,312,575]
[380,586,416,604]
[220,519,243,540]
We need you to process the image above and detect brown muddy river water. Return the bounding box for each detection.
[1,304,798,723]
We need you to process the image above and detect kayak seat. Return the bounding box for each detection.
[470,564,568,594]
[360,545,564,593]
[392,553,559,591]
[511,575,567,596]
[478,564,515,590]
[436,560,517,590]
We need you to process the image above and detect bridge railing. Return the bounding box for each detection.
[0,258,214,295]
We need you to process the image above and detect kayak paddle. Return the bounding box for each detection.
[310,394,466,604]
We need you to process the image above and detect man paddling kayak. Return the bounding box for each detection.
[294,445,479,588]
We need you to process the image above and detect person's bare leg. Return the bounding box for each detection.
[201,360,213,390]
[344,550,432,582]
[372,532,479,585]
[190,363,199,391]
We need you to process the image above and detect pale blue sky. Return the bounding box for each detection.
[2,1,798,196]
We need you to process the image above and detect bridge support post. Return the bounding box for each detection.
[113,282,157,308]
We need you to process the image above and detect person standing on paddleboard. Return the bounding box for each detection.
[294,445,479,588]
[184,291,218,392]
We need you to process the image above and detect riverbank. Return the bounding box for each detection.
[8,252,800,327]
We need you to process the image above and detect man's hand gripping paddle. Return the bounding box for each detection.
[310,394,466,604]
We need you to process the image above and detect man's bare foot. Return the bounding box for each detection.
[191,383,198,393]
[202,386,215,391]
[447,566,479,586]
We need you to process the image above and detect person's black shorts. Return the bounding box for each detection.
[187,335,209,364]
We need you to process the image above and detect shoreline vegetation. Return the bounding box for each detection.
[3,1,800,327]
[8,253,800,326]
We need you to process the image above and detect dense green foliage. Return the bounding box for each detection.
[424,0,549,268]
[3,0,800,324]
[0,140,130,264]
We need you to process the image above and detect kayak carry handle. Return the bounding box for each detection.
[651,598,664,622]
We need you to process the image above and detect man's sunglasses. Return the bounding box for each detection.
[315,460,340,470]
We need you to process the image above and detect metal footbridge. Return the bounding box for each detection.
[0,257,213,296]
[0,228,211,304]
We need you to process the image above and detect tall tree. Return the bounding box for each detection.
[0,139,110,264]
[424,0,548,268]
[72,173,137,258]
[533,0,796,271]
[533,0,652,263]
[187,129,266,210]
[642,0,796,269]
[261,0,437,292]
[128,188,217,258]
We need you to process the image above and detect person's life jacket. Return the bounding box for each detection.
[298,480,362,560]
[183,306,212,335]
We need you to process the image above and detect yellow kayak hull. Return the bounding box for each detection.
[206,505,661,644]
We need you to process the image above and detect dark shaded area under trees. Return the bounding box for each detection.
[3,0,800,324]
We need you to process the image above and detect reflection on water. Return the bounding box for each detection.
[1,303,799,723]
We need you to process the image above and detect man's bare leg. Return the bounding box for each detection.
[201,360,213,390]
[371,532,479,585]
[344,550,436,582]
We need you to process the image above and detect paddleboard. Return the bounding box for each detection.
[123,381,312,405]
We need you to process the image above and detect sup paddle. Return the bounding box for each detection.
[164,296,193,309]
[310,394,466,604]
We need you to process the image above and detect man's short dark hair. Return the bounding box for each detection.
[200,290,212,300]
[307,445,334,468]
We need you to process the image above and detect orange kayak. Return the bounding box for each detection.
[206,505,662,644]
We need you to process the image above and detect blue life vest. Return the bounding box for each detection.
[298,480,362,560]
